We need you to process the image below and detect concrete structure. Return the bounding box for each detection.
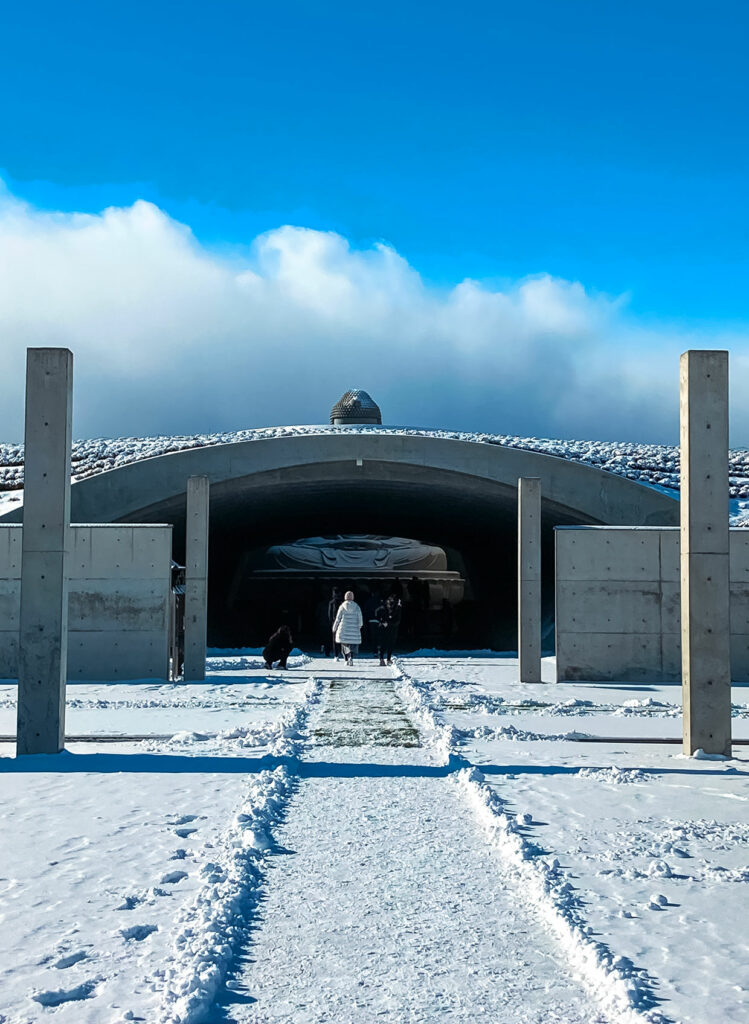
[680,350,732,756]
[330,389,382,425]
[0,431,679,648]
[31,433,679,532]
[184,476,209,681]
[518,478,542,683]
[17,348,73,755]
[555,526,749,684]
[0,525,173,681]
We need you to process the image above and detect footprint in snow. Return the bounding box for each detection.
[54,949,89,969]
[174,827,198,838]
[33,978,99,1006]
[170,848,189,860]
[115,893,143,911]
[160,870,188,885]
[120,924,158,942]
[60,835,91,851]
[169,814,198,825]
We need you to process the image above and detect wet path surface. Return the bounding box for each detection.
[312,675,420,747]
[224,669,604,1023]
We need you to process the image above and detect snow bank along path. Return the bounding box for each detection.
[396,663,673,1024]
[153,677,323,1024]
[223,669,614,1024]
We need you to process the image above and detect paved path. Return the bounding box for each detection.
[224,671,605,1023]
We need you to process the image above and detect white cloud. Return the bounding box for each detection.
[0,182,747,445]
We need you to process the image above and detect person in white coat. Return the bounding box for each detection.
[332,590,363,665]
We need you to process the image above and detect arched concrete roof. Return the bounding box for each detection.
[13,431,676,530]
[0,431,678,648]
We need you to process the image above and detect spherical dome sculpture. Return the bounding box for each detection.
[330,389,382,425]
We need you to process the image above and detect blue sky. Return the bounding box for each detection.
[3,0,748,318]
[0,1,748,442]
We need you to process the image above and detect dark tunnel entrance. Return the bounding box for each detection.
[230,533,469,654]
[132,461,594,653]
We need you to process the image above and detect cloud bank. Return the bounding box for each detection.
[0,182,747,445]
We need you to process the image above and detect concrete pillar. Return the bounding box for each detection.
[518,476,542,683]
[680,350,732,756]
[16,349,73,755]
[184,475,209,681]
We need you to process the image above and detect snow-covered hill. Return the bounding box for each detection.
[1,424,748,525]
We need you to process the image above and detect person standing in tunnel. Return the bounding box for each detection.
[324,586,343,659]
[375,593,402,667]
[333,590,363,666]
[364,585,382,653]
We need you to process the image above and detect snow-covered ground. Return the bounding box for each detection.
[396,656,749,1024]
[1,424,748,524]
[1,654,747,1023]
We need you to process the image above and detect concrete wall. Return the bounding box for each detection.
[555,526,749,682]
[0,524,172,680]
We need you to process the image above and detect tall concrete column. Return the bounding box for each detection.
[184,475,209,682]
[518,476,542,684]
[17,349,73,755]
[680,350,732,756]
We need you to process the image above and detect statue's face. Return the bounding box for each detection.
[266,535,444,572]
[297,535,413,551]
[336,537,378,551]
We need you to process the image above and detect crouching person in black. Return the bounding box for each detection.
[263,625,294,670]
[375,594,401,667]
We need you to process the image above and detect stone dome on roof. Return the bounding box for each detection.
[330,389,382,425]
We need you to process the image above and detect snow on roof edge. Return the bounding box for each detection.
[0,423,747,525]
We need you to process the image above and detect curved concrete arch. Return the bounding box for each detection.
[11,431,676,529]
[0,430,679,648]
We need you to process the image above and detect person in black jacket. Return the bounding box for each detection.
[263,625,294,670]
[375,594,401,667]
[324,587,343,659]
